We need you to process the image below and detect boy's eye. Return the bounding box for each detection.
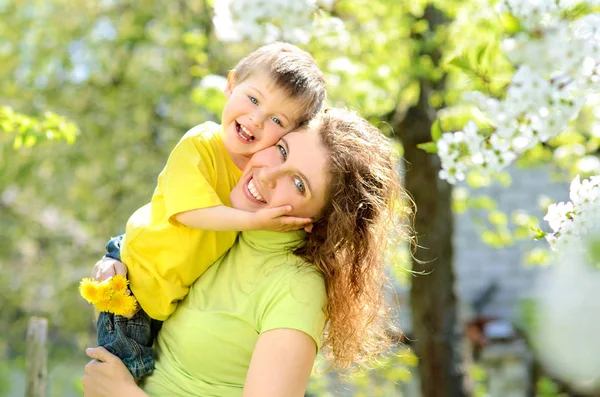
[277,144,287,160]
[294,177,305,194]
[249,96,258,105]
[271,116,282,126]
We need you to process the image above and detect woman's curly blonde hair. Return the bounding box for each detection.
[294,107,410,372]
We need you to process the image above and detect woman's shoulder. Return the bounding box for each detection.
[256,261,328,345]
[269,257,324,282]
[262,261,326,303]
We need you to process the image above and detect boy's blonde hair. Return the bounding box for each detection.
[232,42,326,125]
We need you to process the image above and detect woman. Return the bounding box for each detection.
[82,108,407,396]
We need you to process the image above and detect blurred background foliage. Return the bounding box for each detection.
[2,0,596,395]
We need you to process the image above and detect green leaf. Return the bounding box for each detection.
[530,226,546,241]
[24,135,37,148]
[446,55,472,71]
[499,12,522,35]
[481,230,503,247]
[417,141,438,153]
[488,211,507,226]
[524,248,550,267]
[469,195,497,211]
[475,44,487,66]
[466,171,492,188]
[452,187,469,214]
[12,134,23,149]
[431,119,442,142]
[495,172,512,187]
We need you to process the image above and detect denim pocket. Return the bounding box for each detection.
[114,311,152,346]
[99,312,115,334]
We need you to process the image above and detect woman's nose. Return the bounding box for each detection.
[257,165,282,189]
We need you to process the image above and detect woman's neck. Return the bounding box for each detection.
[239,229,306,253]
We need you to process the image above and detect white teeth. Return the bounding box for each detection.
[240,124,254,137]
[247,178,265,202]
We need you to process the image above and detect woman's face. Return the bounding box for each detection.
[229,127,329,219]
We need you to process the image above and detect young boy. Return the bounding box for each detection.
[94,43,326,378]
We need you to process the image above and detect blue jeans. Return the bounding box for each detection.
[97,235,162,378]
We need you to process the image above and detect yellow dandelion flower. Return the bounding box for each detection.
[110,274,129,294]
[94,299,112,313]
[96,280,112,302]
[79,278,99,304]
[110,291,138,317]
[122,294,138,317]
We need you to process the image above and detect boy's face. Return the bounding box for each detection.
[221,70,304,160]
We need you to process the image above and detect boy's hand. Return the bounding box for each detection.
[92,257,128,282]
[254,206,312,232]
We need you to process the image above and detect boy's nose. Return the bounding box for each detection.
[249,111,265,128]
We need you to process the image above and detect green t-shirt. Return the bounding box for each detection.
[141,230,328,397]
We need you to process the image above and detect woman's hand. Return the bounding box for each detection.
[82,347,146,397]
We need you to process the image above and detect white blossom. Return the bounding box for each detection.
[543,175,600,250]
[213,0,317,44]
[569,174,600,207]
[507,65,553,113]
[576,156,600,174]
[437,132,462,161]
[544,201,574,233]
[463,121,484,154]
[312,15,350,49]
[438,162,467,184]
[496,0,558,31]
[502,22,584,76]
[463,91,501,115]
[572,14,600,91]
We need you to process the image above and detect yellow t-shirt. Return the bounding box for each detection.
[141,230,328,397]
[120,122,243,321]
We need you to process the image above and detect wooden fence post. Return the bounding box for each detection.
[25,316,47,397]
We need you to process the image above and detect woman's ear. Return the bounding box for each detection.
[224,71,236,98]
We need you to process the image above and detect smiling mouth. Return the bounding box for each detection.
[247,177,266,203]
[236,122,255,142]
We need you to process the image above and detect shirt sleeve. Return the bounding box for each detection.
[259,267,328,349]
[161,127,223,226]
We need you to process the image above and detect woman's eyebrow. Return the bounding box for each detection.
[280,137,313,196]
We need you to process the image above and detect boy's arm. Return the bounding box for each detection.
[174,205,312,232]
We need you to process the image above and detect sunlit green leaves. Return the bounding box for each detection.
[191,86,227,118]
[307,348,419,396]
[511,210,542,240]
[1,106,78,148]
[524,247,551,266]
[481,228,513,248]
[498,12,522,35]
[417,141,438,153]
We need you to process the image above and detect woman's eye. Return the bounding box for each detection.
[277,144,287,160]
[249,96,258,105]
[271,116,282,126]
[294,177,305,194]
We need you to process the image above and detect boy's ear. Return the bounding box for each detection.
[224,71,236,98]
